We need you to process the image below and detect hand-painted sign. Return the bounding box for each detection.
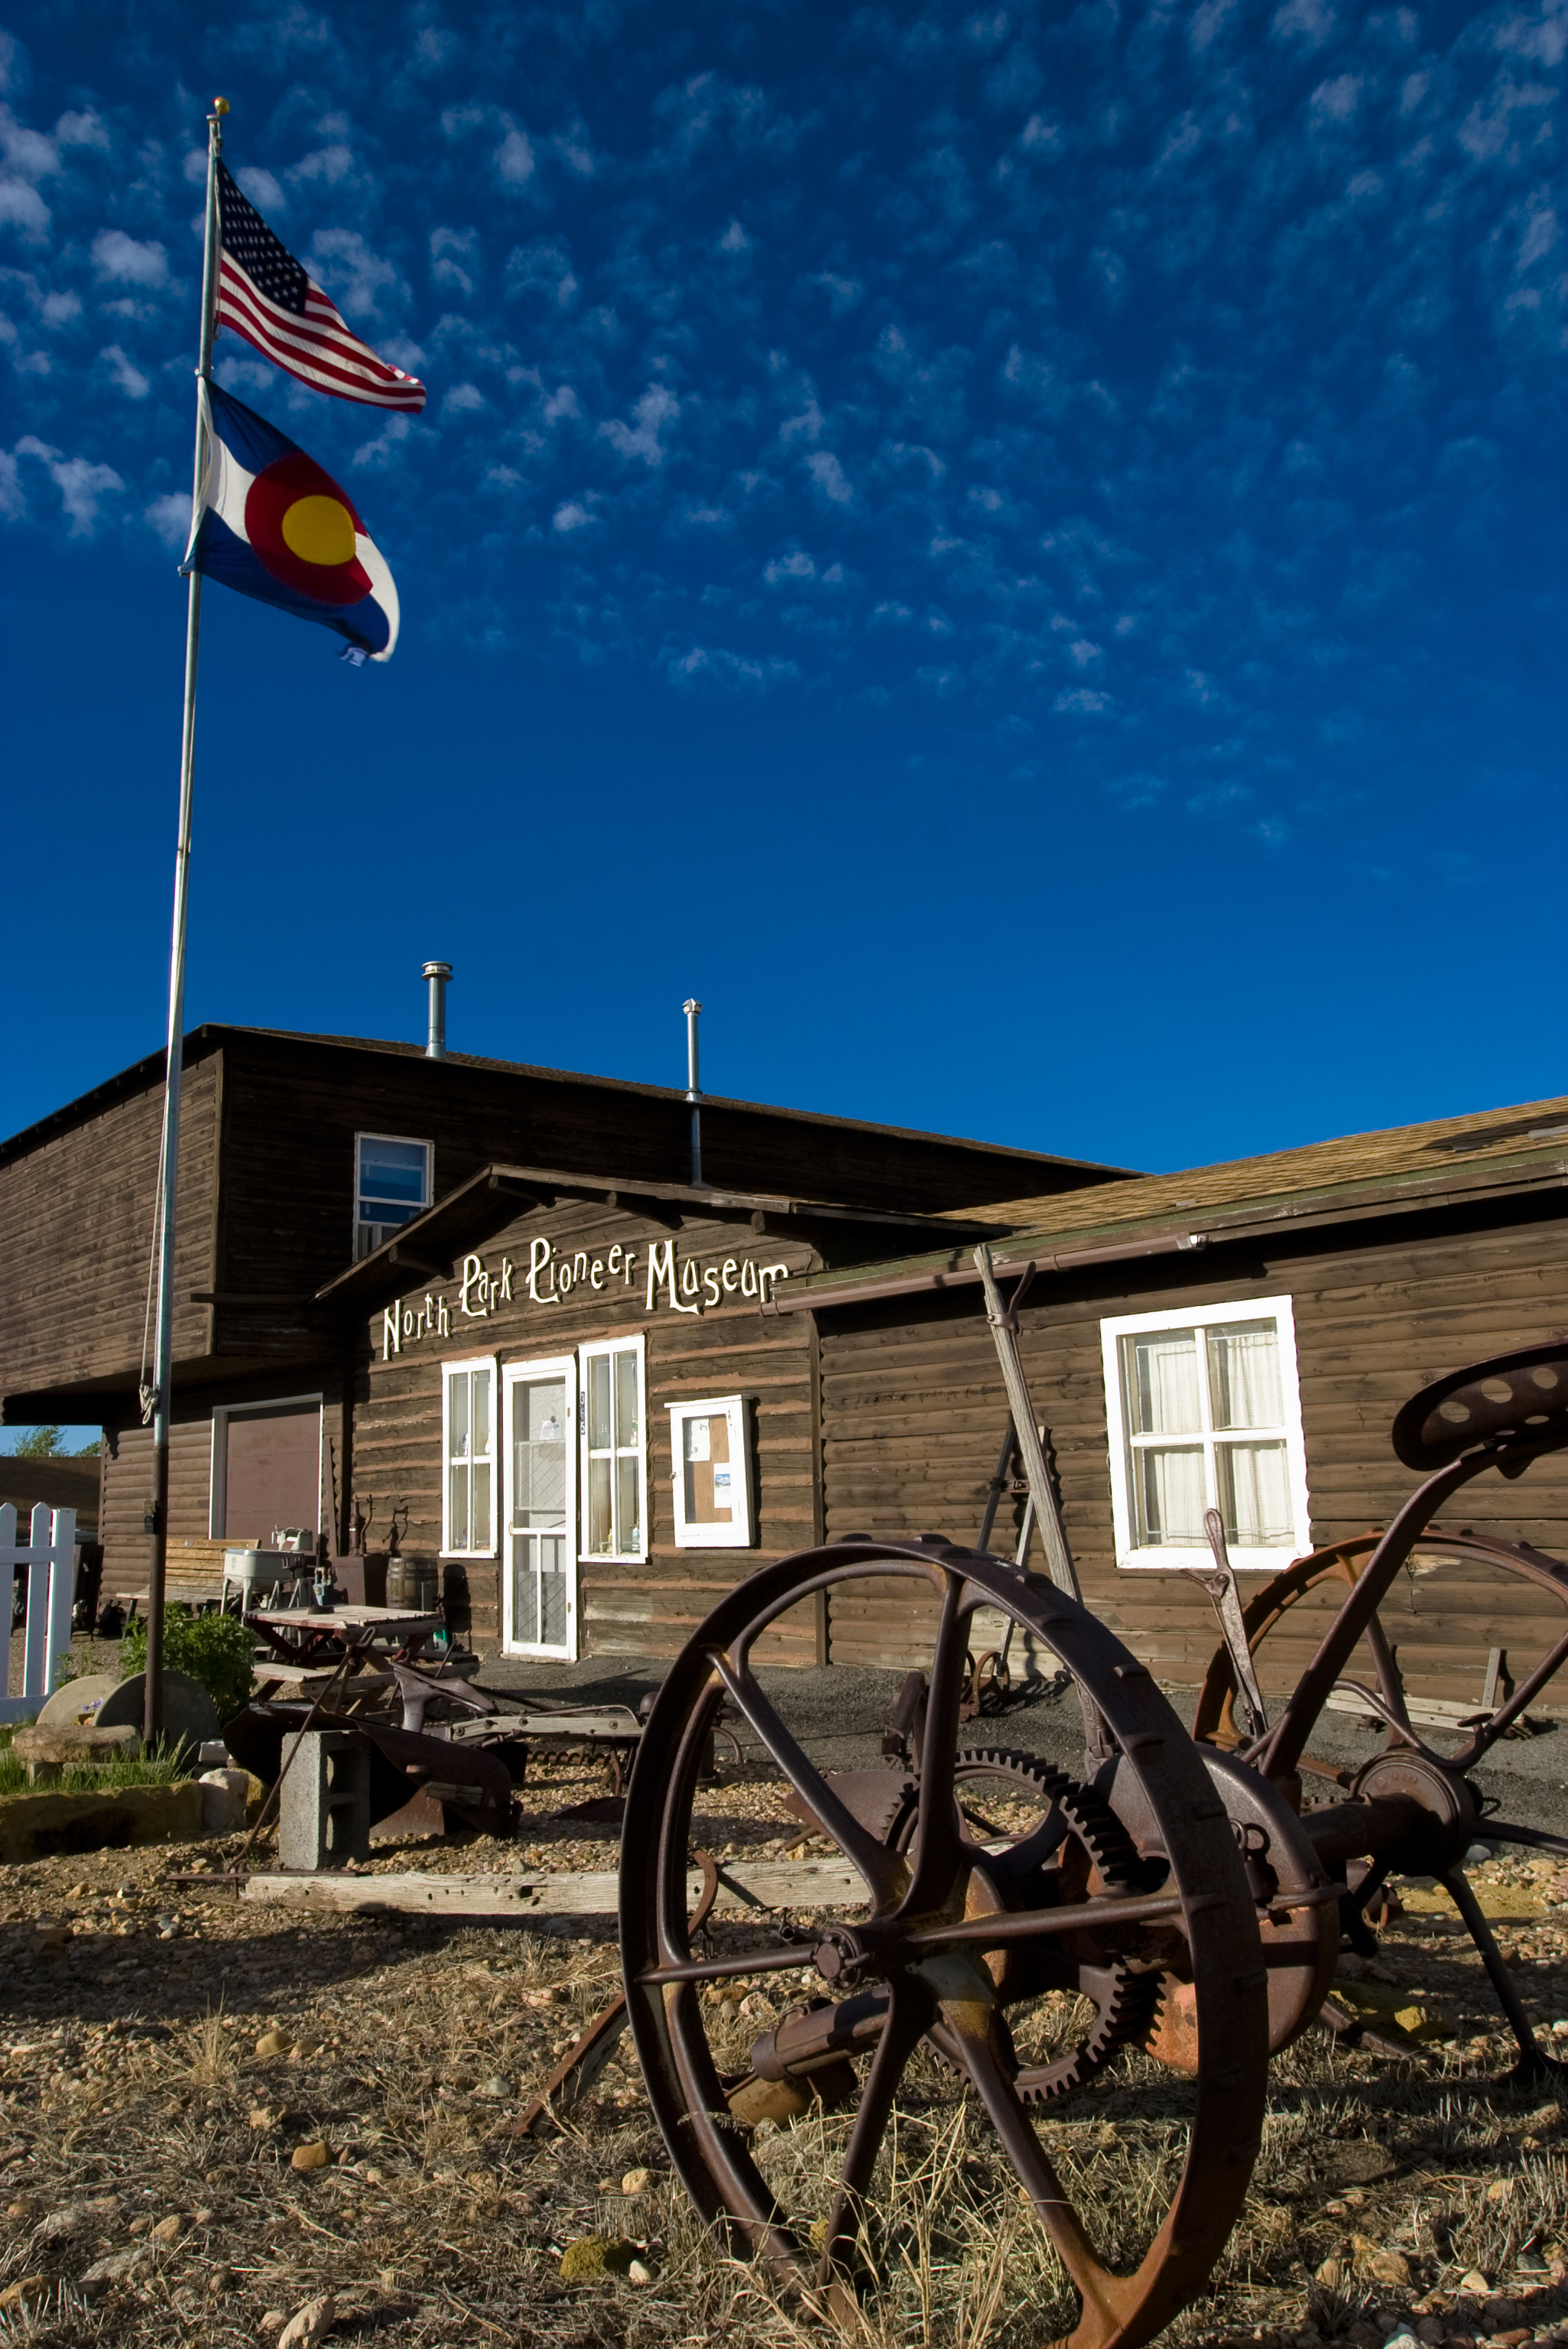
[379,1240,790,1356]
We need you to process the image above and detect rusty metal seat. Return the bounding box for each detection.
[1391,1342,1568,1470]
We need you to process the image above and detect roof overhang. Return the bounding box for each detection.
[314,1163,995,1313]
[771,1145,1568,1316]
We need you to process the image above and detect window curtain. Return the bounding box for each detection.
[1128,1331,1201,1434]
[1207,1323,1283,1430]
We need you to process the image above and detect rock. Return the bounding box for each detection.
[558,2234,641,2282]
[621,2166,651,2197]
[1316,2258,1346,2289]
[1370,2252,1414,2286]
[476,2074,511,2100]
[255,2029,294,2059]
[0,2277,48,2309]
[249,2107,277,2130]
[1460,2273,1492,2295]
[37,2195,116,2240]
[738,1993,774,2023]
[80,2245,152,2294]
[628,2259,654,2286]
[276,2294,336,2347]
[1417,2324,1447,2344]
[150,2213,182,2246]
[290,2141,330,2172]
[12,1723,141,1782]
[198,1770,249,1834]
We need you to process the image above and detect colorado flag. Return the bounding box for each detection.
[183,382,399,662]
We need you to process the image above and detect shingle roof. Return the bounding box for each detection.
[949,1094,1568,1238]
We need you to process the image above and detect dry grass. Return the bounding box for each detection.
[0,1772,1563,2347]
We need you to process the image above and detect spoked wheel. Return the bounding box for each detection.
[620,1538,1270,2349]
[1191,1531,1568,2076]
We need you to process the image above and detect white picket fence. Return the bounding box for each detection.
[0,1503,76,1725]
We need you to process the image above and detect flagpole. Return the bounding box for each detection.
[144,95,227,1751]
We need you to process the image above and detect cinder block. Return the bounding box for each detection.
[278,1730,372,1872]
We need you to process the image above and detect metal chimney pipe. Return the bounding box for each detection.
[423,960,453,1060]
[682,998,703,1187]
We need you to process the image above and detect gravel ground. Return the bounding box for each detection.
[0,1678,1566,2348]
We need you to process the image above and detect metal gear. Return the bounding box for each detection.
[896,1746,1160,2104]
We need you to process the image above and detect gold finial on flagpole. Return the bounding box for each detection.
[213,96,229,115]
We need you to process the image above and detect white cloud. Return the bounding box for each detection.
[1052,687,1112,713]
[0,176,48,236]
[495,126,534,184]
[0,106,57,180]
[719,219,751,252]
[291,144,354,186]
[443,380,485,414]
[600,384,678,466]
[1272,0,1336,43]
[144,491,190,547]
[91,230,168,287]
[806,450,852,502]
[55,108,108,150]
[0,447,22,518]
[1309,74,1363,125]
[99,343,149,398]
[352,411,414,470]
[553,499,596,531]
[39,289,79,326]
[235,166,286,213]
[15,435,123,534]
[765,550,815,583]
[309,229,401,321]
[663,644,800,691]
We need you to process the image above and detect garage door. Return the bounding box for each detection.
[222,1402,322,1544]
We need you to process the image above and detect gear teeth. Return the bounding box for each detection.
[932,1748,1157,2105]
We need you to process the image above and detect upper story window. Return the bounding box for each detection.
[1100,1296,1312,1570]
[580,1336,646,1561]
[355,1133,431,1259]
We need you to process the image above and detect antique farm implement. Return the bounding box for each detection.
[618,1302,1568,2349]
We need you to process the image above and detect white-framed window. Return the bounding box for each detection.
[355,1132,432,1259]
[503,1356,577,1659]
[667,1395,755,1549]
[442,1354,497,1558]
[1100,1297,1311,1571]
[580,1335,646,1563]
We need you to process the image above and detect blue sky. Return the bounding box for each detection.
[2,0,1563,1220]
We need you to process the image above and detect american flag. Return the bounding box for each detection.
[216,164,426,413]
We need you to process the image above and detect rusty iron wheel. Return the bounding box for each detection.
[619,1538,1271,2349]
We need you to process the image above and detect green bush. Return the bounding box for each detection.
[119,1606,255,1725]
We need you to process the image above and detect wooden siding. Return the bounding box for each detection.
[0,1058,219,1402]
[819,1201,1568,1701]
[354,1198,821,1662]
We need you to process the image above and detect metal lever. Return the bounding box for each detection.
[1197,1507,1269,1738]
[972,1246,1078,1600]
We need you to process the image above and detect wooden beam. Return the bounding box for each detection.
[242,1854,864,1920]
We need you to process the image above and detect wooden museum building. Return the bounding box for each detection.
[4,989,1567,1707]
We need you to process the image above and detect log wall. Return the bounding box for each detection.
[355,1197,822,1662]
[818,1195,1568,1700]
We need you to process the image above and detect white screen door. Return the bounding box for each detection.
[503,1358,576,1657]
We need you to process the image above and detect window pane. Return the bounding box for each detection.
[587,1456,612,1554]
[587,1355,611,1451]
[448,1373,469,1458]
[1125,1331,1201,1435]
[541,1535,567,1646]
[615,1350,640,1448]
[359,1200,420,1231]
[513,1534,539,1644]
[617,1454,641,1556]
[359,1138,428,1205]
[1207,1322,1284,1431]
[1218,1440,1294,1545]
[472,1369,492,1459]
[448,1463,469,1552]
[1136,1446,1207,1545]
[472,1460,491,1544]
